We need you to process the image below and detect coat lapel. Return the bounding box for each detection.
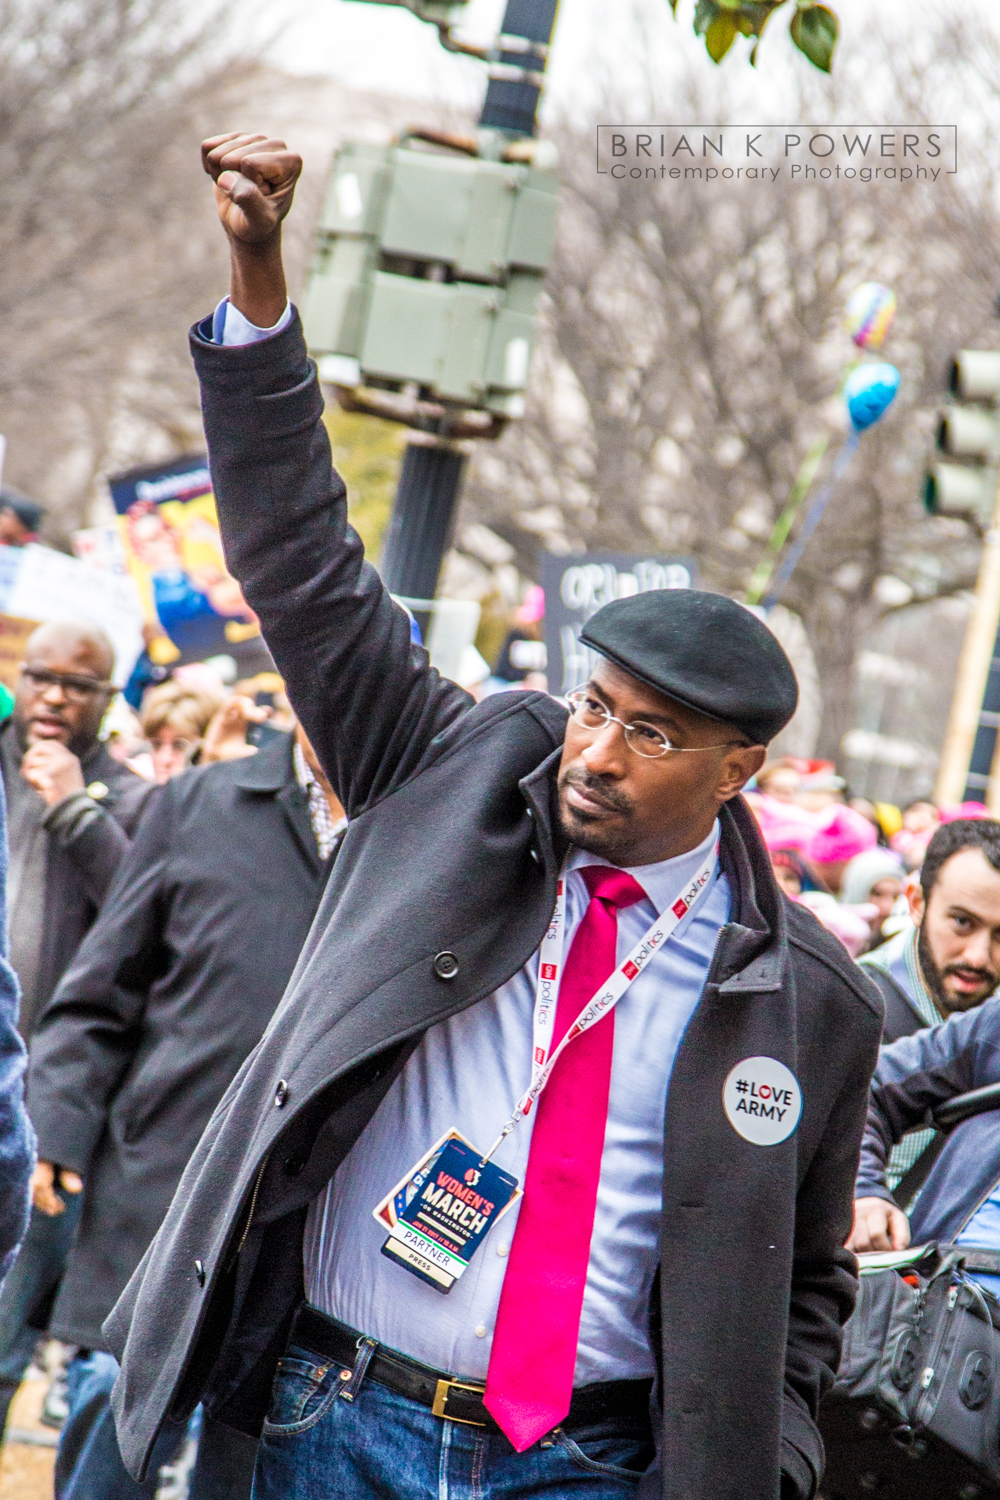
[276,783,322,875]
[232,736,322,875]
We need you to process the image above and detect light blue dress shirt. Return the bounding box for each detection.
[304,827,730,1384]
[956,1194,1000,1300]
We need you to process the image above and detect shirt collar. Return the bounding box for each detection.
[567,820,720,915]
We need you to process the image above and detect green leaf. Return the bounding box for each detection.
[738,1,785,31]
[693,0,720,36]
[705,12,739,59]
[789,3,838,71]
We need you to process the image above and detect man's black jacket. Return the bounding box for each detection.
[106,315,883,1500]
[0,720,152,1036]
[27,732,334,1348]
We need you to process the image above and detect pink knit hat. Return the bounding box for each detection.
[808,805,877,866]
[752,795,818,854]
[939,801,990,823]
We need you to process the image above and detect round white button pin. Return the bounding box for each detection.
[723,1056,801,1145]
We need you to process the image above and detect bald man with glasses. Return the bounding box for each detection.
[0,620,152,1437]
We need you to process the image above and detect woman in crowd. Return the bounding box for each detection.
[139,680,226,783]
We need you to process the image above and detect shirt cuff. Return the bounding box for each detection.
[212,296,294,347]
[43,791,104,844]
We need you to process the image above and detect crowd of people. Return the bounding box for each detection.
[6,617,996,1495]
[744,755,990,961]
[0,617,349,1497]
[1,127,1000,1500]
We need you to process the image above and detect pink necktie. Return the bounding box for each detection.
[484,865,647,1451]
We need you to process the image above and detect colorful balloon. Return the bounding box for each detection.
[844,362,901,432]
[844,282,897,351]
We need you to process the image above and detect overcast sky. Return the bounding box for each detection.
[258,0,966,122]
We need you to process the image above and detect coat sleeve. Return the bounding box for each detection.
[26,782,174,1176]
[43,793,131,908]
[781,1003,883,1500]
[854,1001,1000,1203]
[0,776,34,1283]
[189,314,472,818]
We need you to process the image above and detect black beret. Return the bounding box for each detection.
[0,487,44,533]
[579,589,798,745]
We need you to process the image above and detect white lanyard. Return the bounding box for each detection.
[479,843,718,1164]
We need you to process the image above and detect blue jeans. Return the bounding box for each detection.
[56,1351,258,1500]
[0,1195,83,1432]
[252,1344,654,1499]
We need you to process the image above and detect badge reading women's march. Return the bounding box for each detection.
[373,1130,520,1293]
[723,1056,802,1145]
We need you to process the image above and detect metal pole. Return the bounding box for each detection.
[378,0,559,603]
[379,440,468,601]
[934,469,1000,804]
[479,0,558,139]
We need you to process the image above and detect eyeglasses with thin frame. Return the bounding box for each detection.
[151,734,195,756]
[566,688,745,760]
[20,666,116,705]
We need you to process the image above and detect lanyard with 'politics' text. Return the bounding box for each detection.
[478,843,718,1165]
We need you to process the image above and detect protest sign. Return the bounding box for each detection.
[0,615,38,692]
[0,543,144,685]
[105,455,260,663]
[542,551,696,697]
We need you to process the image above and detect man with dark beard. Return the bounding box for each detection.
[850,818,1000,1256]
[861,818,1000,1028]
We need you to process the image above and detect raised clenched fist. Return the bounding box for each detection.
[201,132,302,246]
[21,740,85,806]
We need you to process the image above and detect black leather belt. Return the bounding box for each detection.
[289,1303,653,1436]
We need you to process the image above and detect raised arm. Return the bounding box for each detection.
[195,133,471,815]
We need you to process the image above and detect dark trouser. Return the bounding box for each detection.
[0,1195,83,1433]
[252,1308,655,1500]
[55,1350,258,1500]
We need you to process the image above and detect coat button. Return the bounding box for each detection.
[283,1155,305,1178]
[274,1079,289,1107]
[194,1259,206,1287]
[433,951,459,981]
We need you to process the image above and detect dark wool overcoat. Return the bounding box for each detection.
[27,732,334,1348]
[105,315,883,1500]
[0,722,153,1034]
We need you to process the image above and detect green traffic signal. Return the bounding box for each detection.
[925,351,1000,524]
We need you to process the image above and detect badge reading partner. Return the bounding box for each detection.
[723,1056,802,1145]
[373,1130,520,1294]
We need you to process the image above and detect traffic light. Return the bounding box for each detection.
[302,138,559,423]
[924,350,1000,523]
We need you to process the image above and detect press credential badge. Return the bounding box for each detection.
[373,1130,520,1294]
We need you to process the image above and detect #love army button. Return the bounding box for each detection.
[723,1056,802,1145]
